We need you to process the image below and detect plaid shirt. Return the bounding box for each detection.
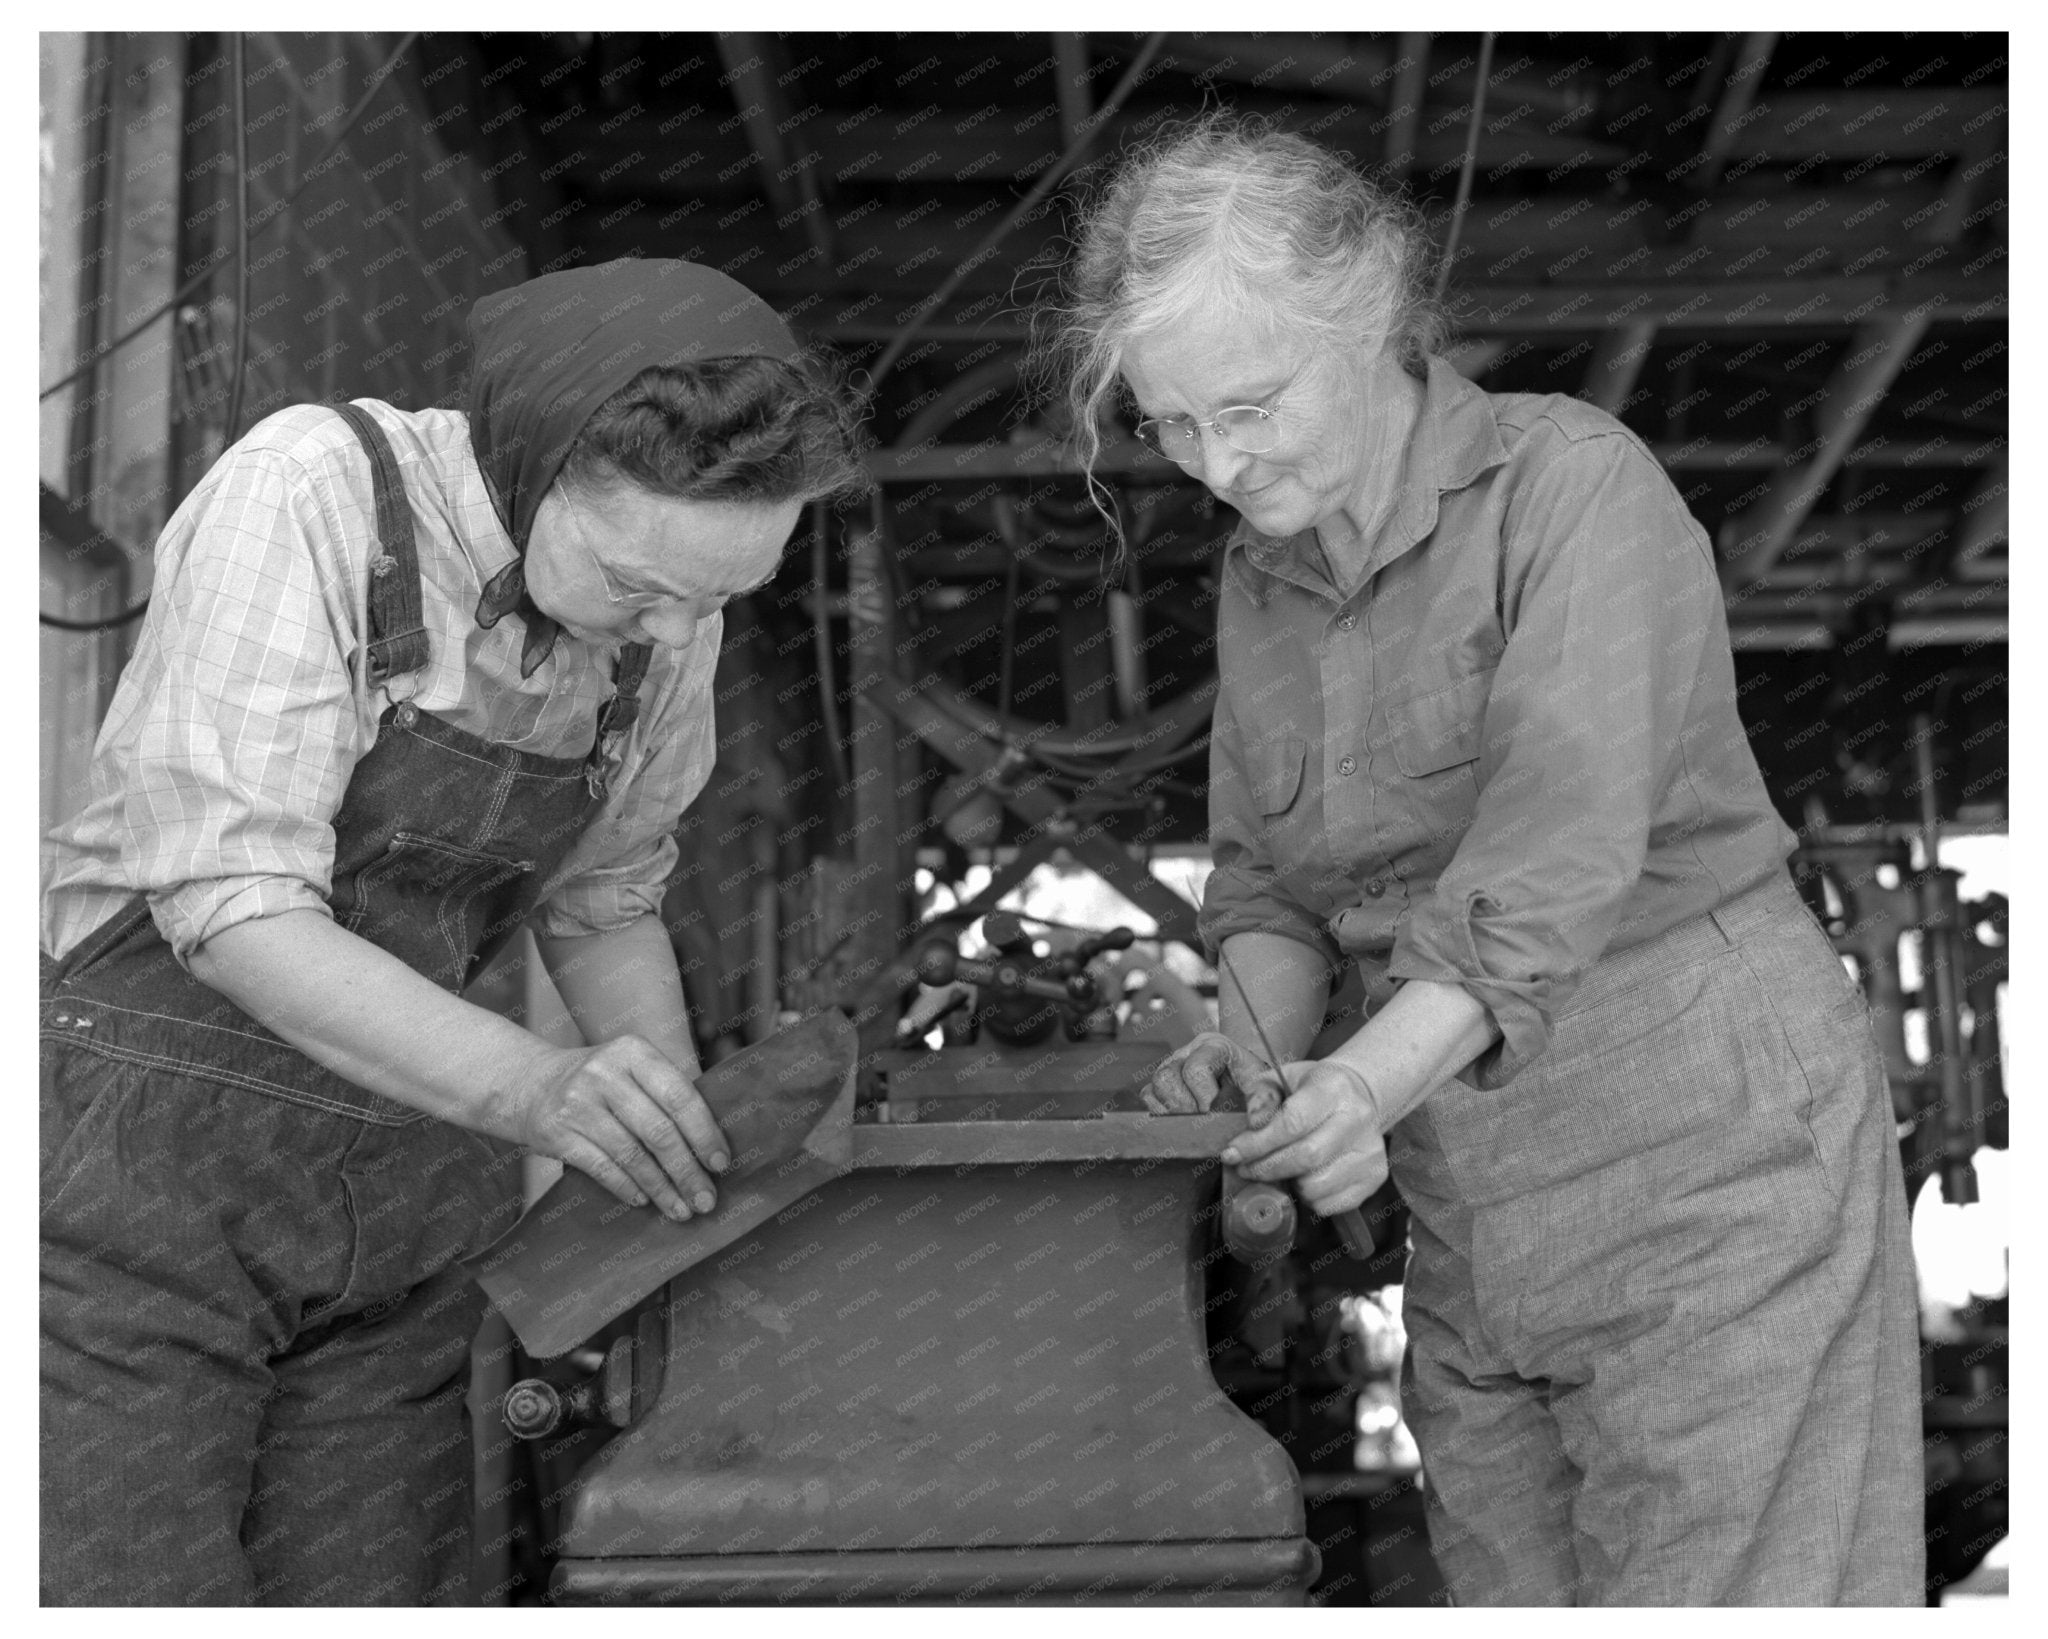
[42,400,719,965]
[1199,358,1797,1088]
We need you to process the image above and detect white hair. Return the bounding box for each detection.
[1032,112,1447,543]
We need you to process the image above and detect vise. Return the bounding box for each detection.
[473,1010,1319,1604]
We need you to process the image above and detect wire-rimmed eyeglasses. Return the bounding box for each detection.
[1134,405,1282,465]
[561,490,677,611]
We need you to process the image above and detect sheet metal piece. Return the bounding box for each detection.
[469,1009,858,1357]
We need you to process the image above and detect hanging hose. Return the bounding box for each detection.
[1433,31,1496,303]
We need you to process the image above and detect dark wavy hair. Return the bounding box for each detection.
[556,348,872,506]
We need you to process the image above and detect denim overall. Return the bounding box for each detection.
[41,405,652,1605]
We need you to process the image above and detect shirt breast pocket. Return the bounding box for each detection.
[1388,669,1494,779]
[1246,734,1307,816]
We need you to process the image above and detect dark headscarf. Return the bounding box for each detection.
[464,258,799,674]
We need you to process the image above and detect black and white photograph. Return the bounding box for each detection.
[35,21,2013,1610]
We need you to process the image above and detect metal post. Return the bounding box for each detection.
[1914,714,1976,1203]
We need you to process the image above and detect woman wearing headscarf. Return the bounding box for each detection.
[1039,117,1922,1606]
[40,258,867,1605]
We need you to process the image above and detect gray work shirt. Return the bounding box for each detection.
[1197,356,1796,1087]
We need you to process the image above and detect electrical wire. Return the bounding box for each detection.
[39,603,150,633]
[222,33,251,446]
[38,486,152,631]
[866,31,1167,396]
[1433,32,1496,303]
[852,34,1168,799]
[809,502,850,791]
[38,32,421,403]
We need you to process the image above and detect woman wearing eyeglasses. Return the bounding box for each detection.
[39,258,867,1604]
[1037,115,1921,1606]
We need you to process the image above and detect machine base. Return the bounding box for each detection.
[550,1538,1321,1605]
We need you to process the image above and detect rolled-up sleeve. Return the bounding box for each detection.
[1197,684,1343,973]
[531,616,721,939]
[1389,429,1723,1086]
[137,447,363,962]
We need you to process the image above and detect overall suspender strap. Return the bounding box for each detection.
[587,642,654,798]
[596,643,654,741]
[331,403,431,687]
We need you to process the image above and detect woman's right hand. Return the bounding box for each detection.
[1143,1030,1287,1117]
[505,1037,730,1221]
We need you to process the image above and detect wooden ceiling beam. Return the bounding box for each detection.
[1920,132,2007,248]
[1951,455,2008,579]
[536,96,1630,195]
[1381,34,1430,177]
[1051,34,1092,151]
[1580,319,1658,413]
[1446,338,1509,381]
[1718,313,1932,592]
[1697,32,1777,188]
[1452,274,2002,334]
[867,429,1999,486]
[1724,88,2006,161]
[714,33,833,267]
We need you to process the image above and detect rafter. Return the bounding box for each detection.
[1580,319,1657,413]
[1952,455,2008,580]
[1718,313,1932,592]
[1382,33,1429,177]
[1697,32,1776,189]
[1051,34,1092,151]
[714,34,833,268]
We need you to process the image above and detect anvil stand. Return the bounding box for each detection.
[542,1106,1318,1605]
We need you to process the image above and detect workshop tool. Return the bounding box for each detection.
[1218,949,1378,1260]
[477,1015,1323,1602]
[468,1008,858,1357]
[532,1110,1316,1603]
[910,913,1134,1045]
[1221,1166,1298,1264]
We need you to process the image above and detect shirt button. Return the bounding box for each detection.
[1337,755,1358,777]
[1365,880,1386,899]
[1337,611,1357,631]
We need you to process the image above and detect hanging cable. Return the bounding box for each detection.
[39,31,421,403]
[42,31,259,636]
[809,502,850,792]
[1432,31,1496,303]
[38,486,150,631]
[222,33,251,446]
[866,31,1167,397]
[858,33,1168,773]
[40,603,150,633]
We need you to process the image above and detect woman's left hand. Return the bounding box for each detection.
[1223,1060,1389,1216]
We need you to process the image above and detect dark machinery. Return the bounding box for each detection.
[485,1012,1325,1605]
[1789,715,2008,1602]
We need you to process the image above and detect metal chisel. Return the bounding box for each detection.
[1218,950,1378,1260]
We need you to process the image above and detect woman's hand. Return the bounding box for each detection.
[1223,1060,1389,1215]
[502,1037,730,1221]
[1143,1030,1287,1115]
